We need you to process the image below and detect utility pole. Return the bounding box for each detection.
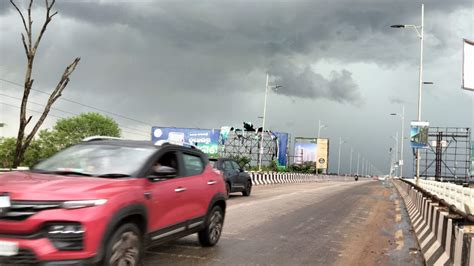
[258,74,269,171]
[349,147,353,175]
[356,153,360,175]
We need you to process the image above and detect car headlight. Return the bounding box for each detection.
[61,199,107,209]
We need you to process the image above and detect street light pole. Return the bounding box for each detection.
[391,4,424,185]
[391,132,399,176]
[258,74,269,171]
[400,105,405,178]
[356,153,360,175]
[337,137,342,175]
[416,4,424,185]
[349,147,353,175]
[337,137,346,175]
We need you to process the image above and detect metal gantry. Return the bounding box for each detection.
[415,127,471,183]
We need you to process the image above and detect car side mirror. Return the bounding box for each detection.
[149,166,177,180]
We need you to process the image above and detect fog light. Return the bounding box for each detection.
[46,223,84,251]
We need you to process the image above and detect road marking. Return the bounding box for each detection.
[395,229,404,251]
[146,250,222,262]
[396,214,402,222]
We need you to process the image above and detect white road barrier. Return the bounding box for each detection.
[407,179,474,215]
[394,180,474,265]
[249,172,354,186]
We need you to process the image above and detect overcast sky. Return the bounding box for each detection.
[1,0,473,175]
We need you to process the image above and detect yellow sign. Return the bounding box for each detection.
[316,138,329,169]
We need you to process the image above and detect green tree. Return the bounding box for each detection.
[0,137,41,168]
[35,112,121,162]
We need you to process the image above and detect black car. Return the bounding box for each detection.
[209,158,252,197]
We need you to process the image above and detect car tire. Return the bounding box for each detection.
[225,182,231,198]
[242,181,252,196]
[104,223,142,266]
[198,206,224,247]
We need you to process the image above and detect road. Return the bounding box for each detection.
[143,180,423,265]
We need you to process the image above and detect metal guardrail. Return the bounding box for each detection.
[405,178,474,215]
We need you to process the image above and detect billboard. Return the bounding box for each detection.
[410,121,429,149]
[471,141,474,177]
[316,138,329,169]
[463,39,474,91]
[294,140,317,165]
[152,127,220,157]
[274,132,289,167]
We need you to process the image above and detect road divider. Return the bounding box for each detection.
[248,172,356,185]
[393,179,474,265]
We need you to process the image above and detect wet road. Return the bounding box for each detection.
[143,180,423,265]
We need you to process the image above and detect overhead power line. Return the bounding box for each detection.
[0,102,149,138]
[0,78,154,128]
[0,93,151,136]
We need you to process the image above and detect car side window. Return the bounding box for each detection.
[230,161,241,171]
[183,153,204,176]
[223,160,234,171]
[154,151,180,176]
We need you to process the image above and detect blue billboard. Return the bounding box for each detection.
[152,127,220,157]
[274,132,289,167]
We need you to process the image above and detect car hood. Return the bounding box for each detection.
[0,171,138,200]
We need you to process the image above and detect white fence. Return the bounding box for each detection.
[407,178,474,215]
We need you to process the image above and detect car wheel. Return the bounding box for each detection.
[198,206,224,247]
[225,182,231,198]
[242,181,252,196]
[104,223,142,266]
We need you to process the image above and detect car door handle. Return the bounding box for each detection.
[174,187,187,193]
[207,180,217,185]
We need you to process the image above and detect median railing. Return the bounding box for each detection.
[406,178,474,215]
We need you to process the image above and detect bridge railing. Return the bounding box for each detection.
[406,178,474,215]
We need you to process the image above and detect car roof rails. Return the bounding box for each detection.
[154,140,197,149]
[82,136,123,142]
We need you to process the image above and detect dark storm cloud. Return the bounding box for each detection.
[270,61,363,105]
[32,0,468,104]
[389,97,406,105]
[2,0,471,104]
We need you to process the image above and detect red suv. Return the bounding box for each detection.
[0,138,227,265]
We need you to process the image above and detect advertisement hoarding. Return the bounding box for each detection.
[152,127,220,157]
[274,132,289,167]
[463,39,474,91]
[316,138,329,169]
[294,140,317,165]
[410,121,430,149]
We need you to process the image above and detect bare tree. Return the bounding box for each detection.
[10,0,80,167]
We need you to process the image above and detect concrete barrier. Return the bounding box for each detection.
[249,172,354,186]
[394,179,474,265]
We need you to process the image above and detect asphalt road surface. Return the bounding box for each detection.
[143,180,424,265]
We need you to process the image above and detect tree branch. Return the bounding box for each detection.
[10,0,30,43]
[24,57,80,145]
[33,0,55,53]
[21,34,29,58]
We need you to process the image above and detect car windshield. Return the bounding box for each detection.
[32,144,156,177]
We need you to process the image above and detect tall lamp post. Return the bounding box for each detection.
[337,137,346,175]
[391,132,399,177]
[318,120,327,139]
[390,105,405,178]
[391,3,424,185]
[356,153,360,175]
[258,74,281,171]
[349,147,353,175]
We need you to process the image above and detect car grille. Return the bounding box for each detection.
[0,201,62,221]
[0,248,38,265]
